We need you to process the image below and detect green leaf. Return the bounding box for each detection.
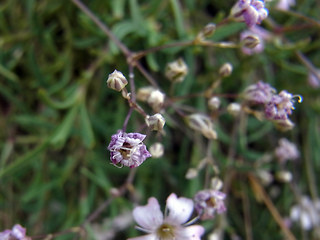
[79,103,95,149]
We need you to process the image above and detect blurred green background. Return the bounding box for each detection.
[0,0,319,239]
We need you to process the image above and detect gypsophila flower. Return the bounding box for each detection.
[243,80,275,104]
[290,196,320,230]
[208,97,221,111]
[240,26,271,55]
[265,90,302,120]
[230,0,269,27]
[186,114,217,139]
[107,130,151,168]
[275,138,299,163]
[165,58,188,83]
[149,142,164,158]
[194,190,227,220]
[0,224,31,240]
[128,193,205,240]
[147,89,165,112]
[106,70,128,92]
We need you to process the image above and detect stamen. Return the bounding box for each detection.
[293,94,303,103]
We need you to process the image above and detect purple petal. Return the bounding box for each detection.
[181,225,205,240]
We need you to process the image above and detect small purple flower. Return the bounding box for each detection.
[0,224,31,240]
[128,193,205,240]
[275,138,300,163]
[265,90,298,120]
[240,26,271,55]
[230,0,268,27]
[107,130,151,168]
[194,190,227,220]
[243,81,276,104]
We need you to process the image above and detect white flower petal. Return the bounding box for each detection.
[127,234,157,240]
[133,197,163,231]
[166,193,194,224]
[179,225,205,240]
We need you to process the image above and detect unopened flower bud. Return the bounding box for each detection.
[227,102,241,116]
[242,35,260,49]
[219,63,233,77]
[276,171,293,183]
[211,177,223,190]
[186,114,217,139]
[257,170,273,186]
[106,70,128,91]
[149,142,164,158]
[165,58,188,83]
[185,168,198,179]
[145,113,165,131]
[208,97,221,111]
[137,86,156,102]
[273,118,295,132]
[147,89,165,112]
[197,23,217,41]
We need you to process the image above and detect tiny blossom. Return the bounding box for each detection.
[276,0,295,10]
[186,114,217,139]
[149,142,164,158]
[0,224,31,240]
[265,90,301,120]
[290,196,320,230]
[275,138,299,163]
[145,113,165,131]
[219,63,233,77]
[194,190,227,220]
[106,70,128,92]
[107,130,151,168]
[165,58,188,83]
[147,89,165,112]
[136,86,156,102]
[208,97,221,111]
[240,26,271,55]
[227,102,241,116]
[230,0,269,27]
[242,81,275,104]
[128,193,205,240]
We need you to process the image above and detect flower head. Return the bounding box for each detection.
[107,130,151,168]
[265,90,301,120]
[128,193,205,240]
[230,0,268,27]
[194,190,227,220]
[275,138,299,163]
[0,224,31,240]
[243,81,275,104]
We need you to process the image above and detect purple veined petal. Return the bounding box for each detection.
[127,234,157,240]
[212,190,226,200]
[133,197,163,232]
[181,225,205,240]
[126,132,146,142]
[166,193,194,225]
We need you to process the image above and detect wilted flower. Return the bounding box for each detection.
[276,0,295,10]
[149,142,164,158]
[194,190,227,220]
[145,114,165,131]
[0,224,31,240]
[128,193,205,240]
[275,138,299,163]
[107,130,151,168]
[106,70,128,92]
[230,0,268,27]
[186,114,217,139]
[290,196,320,230]
[165,58,188,83]
[242,81,275,104]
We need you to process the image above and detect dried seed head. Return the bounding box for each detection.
[165,58,188,83]
[106,70,128,91]
[219,63,233,78]
[149,142,164,158]
[145,113,165,131]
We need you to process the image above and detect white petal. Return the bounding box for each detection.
[177,225,205,240]
[127,234,157,240]
[166,193,194,224]
[133,197,163,231]
[300,212,312,230]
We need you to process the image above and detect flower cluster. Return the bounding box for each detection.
[275,138,300,163]
[230,0,268,27]
[0,224,31,240]
[107,130,151,168]
[128,193,205,240]
[242,81,302,131]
